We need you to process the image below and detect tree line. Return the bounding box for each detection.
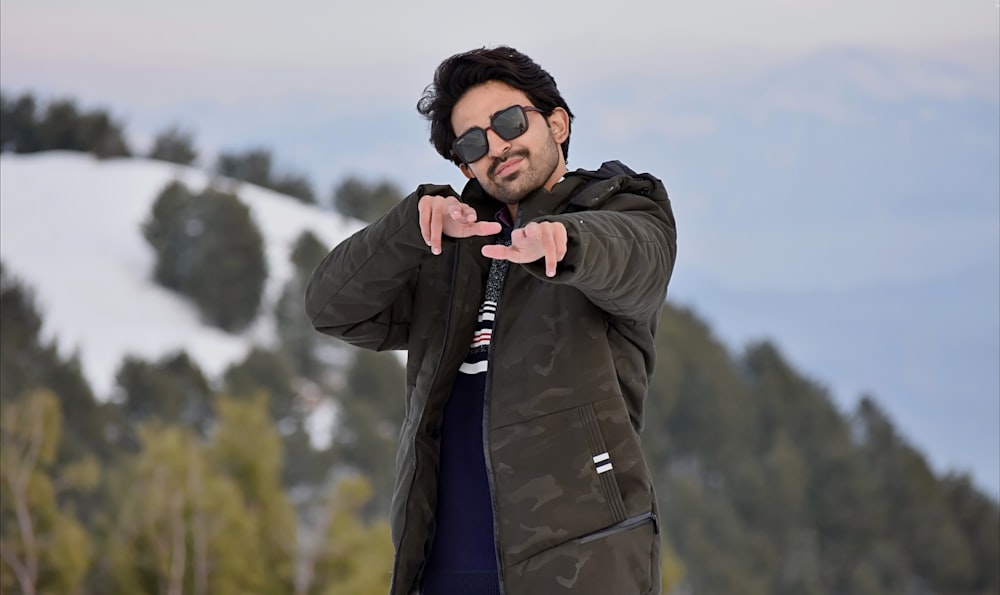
[0,258,402,594]
[1,90,404,218]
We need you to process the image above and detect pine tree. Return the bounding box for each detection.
[0,262,47,402]
[143,181,198,292]
[331,176,404,222]
[148,125,198,165]
[941,473,1000,593]
[113,351,214,446]
[0,92,42,153]
[271,171,317,204]
[36,98,82,151]
[215,148,273,188]
[276,230,331,378]
[0,262,114,465]
[185,186,268,332]
[76,109,130,158]
[142,182,269,332]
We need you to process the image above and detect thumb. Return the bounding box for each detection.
[481,244,512,260]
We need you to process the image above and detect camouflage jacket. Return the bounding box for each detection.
[306,161,677,594]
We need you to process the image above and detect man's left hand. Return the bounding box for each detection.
[481,221,567,277]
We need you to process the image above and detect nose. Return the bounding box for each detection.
[485,128,511,159]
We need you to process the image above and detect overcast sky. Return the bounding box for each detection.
[2,0,997,108]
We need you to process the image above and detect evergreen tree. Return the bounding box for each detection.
[142,181,197,291]
[646,304,755,479]
[855,396,980,593]
[331,176,404,222]
[214,146,317,203]
[941,472,1000,593]
[224,347,297,424]
[185,186,268,332]
[0,263,114,464]
[0,91,129,156]
[76,109,130,158]
[276,230,330,379]
[142,182,269,332]
[35,98,82,151]
[222,347,332,487]
[0,262,47,402]
[271,171,317,204]
[113,351,214,445]
[216,147,273,188]
[148,125,198,165]
[290,230,330,278]
[0,92,42,153]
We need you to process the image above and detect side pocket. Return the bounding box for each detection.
[577,511,658,544]
[578,403,628,524]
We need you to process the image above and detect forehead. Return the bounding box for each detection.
[451,81,533,135]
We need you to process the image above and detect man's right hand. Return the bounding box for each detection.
[418,195,501,255]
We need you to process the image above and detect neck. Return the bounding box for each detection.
[544,161,567,192]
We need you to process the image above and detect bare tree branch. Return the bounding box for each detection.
[0,541,35,595]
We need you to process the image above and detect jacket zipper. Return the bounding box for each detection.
[577,511,659,545]
[391,247,461,595]
[482,208,521,595]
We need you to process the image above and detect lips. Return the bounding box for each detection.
[494,157,523,178]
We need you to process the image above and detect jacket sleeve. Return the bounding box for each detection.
[304,186,456,351]
[525,190,677,323]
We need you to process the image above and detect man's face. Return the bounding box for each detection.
[451,81,568,205]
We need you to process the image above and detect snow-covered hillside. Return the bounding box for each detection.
[0,151,362,399]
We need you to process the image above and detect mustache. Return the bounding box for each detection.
[488,150,530,178]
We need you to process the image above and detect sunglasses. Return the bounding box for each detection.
[452,105,546,164]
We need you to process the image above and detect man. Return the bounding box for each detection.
[306,46,676,595]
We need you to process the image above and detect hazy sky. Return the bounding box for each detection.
[2,0,997,108]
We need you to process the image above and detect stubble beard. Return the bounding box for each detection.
[482,138,560,205]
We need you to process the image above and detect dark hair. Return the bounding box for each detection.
[417,46,575,166]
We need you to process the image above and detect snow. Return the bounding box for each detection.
[0,152,362,403]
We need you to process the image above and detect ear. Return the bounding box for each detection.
[547,107,570,146]
[459,163,476,180]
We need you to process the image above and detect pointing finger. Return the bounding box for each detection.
[418,197,432,246]
[542,225,558,277]
[470,221,502,236]
[430,201,444,255]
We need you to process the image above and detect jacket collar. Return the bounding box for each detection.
[458,160,664,224]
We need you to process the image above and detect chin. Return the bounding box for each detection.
[487,173,535,202]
